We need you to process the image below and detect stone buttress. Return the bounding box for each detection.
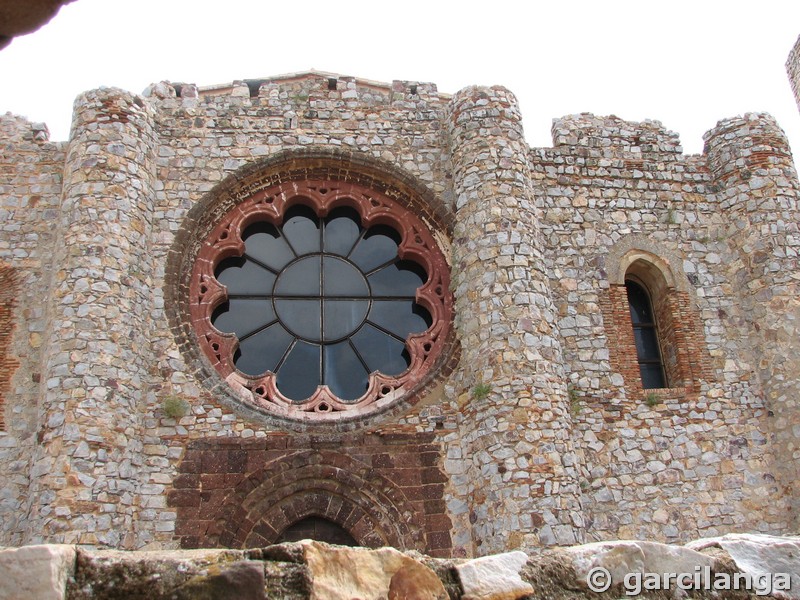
[704,113,800,530]
[24,89,157,546]
[447,86,584,554]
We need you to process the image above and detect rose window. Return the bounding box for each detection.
[190,180,452,421]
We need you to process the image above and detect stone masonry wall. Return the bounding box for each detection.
[787,35,800,114]
[704,113,800,530]
[536,113,793,541]
[1,70,799,553]
[134,74,466,550]
[24,89,158,548]
[447,86,583,554]
[0,115,65,546]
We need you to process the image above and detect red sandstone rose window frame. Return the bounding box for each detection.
[189,180,452,421]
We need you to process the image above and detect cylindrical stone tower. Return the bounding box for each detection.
[704,113,800,531]
[24,88,157,547]
[448,86,583,554]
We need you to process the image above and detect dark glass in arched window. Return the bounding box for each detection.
[625,280,666,389]
[276,516,358,546]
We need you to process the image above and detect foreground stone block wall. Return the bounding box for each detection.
[1,535,798,600]
[1,67,800,554]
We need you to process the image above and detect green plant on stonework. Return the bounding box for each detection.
[666,207,677,224]
[644,391,660,407]
[568,384,581,416]
[472,383,491,401]
[163,395,189,419]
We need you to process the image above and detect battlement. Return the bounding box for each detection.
[551,113,683,154]
[142,70,448,110]
[0,112,50,144]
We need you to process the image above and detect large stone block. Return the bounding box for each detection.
[0,544,76,600]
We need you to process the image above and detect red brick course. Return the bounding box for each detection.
[0,265,20,431]
[169,432,454,557]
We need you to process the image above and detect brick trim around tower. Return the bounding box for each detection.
[0,265,20,432]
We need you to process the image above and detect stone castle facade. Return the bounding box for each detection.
[1,39,799,557]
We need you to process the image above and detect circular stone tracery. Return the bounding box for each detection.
[190,180,452,421]
[274,256,370,342]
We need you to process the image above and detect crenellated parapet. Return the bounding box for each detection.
[141,71,449,125]
[0,113,50,144]
[551,113,684,156]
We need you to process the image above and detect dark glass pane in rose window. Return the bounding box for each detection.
[212,299,275,339]
[275,299,322,341]
[215,257,276,295]
[274,256,321,296]
[368,261,427,297]
[350,226,401,272]
[368,300,431,339]
[323,300,369,342]
[282,206,320,255]
[242,222,294,271]
[324,342,369,400]
[352,324,410,376]
[323,256,369,297]
[235,324,293,377]
[277,340,321,400]
[324,209,361,256]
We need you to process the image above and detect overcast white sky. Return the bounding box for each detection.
[2,1,800,155]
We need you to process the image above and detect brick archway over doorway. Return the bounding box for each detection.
[170,434,454,556]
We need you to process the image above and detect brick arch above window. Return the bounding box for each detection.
[600,245,712,399]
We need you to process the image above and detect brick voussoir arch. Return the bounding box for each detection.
[218,450,425,549]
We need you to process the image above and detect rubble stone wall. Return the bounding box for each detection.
[0,115,66,546]
[447,86,583,553]
[787,35,800,114]
[0,69,799,554]
[536,113,796,541]
[23,88,158,548]
[704,113,800,530]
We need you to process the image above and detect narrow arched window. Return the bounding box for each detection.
[625,279,666,389]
